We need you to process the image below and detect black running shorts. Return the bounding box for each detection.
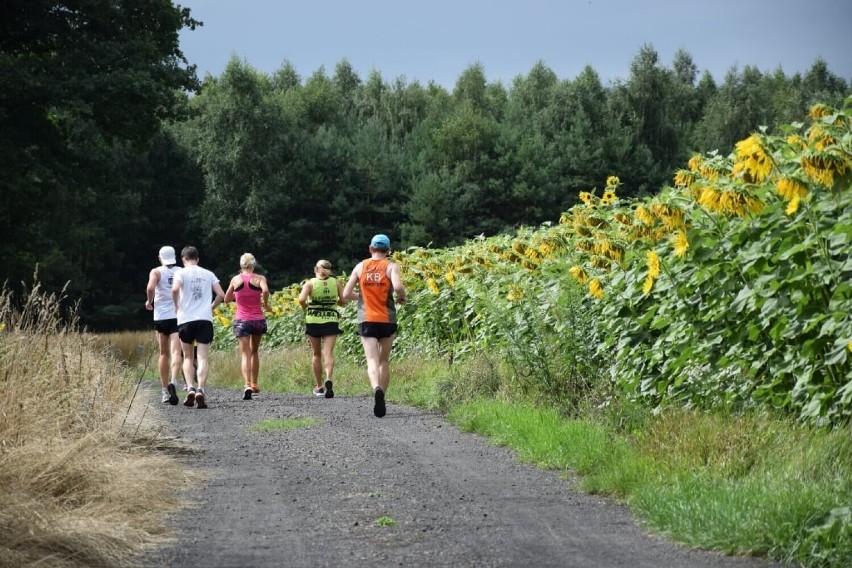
[153,318,178,335]
[178,320,214,345]
[305,322,343,338]
[357,322,397,338]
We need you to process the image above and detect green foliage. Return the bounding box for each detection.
[593,100,852,424]
[242,95,852,423]
[0,0,200,320]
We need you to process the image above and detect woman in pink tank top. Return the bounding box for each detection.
[224,253,271,400]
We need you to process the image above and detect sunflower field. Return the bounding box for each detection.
[214,98,852,425]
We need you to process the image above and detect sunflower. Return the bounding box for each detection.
[506,284,524,302]
[673,169,696,188]
[671,230,689,258]
[635,205,656,226]
[589,279,604,300]
[733,134,772,183]
[687,155,702,172]
[646,250,660,279]
[569,266,587,285]
[427,278,440,295]
[697,187,721,212]
[809,103,832,120]
[776,177,809,202]
[642,275,655,295]
[785,194,801,216]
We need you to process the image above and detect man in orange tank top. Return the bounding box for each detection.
[343,234,407,417]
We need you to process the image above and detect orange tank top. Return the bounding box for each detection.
[357,258,397,323]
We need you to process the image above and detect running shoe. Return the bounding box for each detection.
[243,386,253,400]
[251,384,260,394]
[324,379,334,399]
[183,388,196,407]
[167,383,179,405]
[161,390,171,404]
[195,390,207,409]
[312,386,324,397]
[373,387,386,418]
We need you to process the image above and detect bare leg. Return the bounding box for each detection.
[376,335,394,392]
[322,334,338,381]
[360,336,381,390]
[195,342,210,390]
[168,333,181,384]
[156,331,170,389]
[238,336,252,386]
[181,341,196,389]
[249,334,262,388]
[308,335,323,388]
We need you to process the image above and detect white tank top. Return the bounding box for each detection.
[153,265,178,321]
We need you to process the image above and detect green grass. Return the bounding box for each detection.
[250,417,319,432]
[207,343,373,398]
[446,397,852,567]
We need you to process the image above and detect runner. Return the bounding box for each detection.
[224,253,271,400]
[144,245,182,405]
[171,246,225,409]
[298,259,347,398]
[342,234,407,417]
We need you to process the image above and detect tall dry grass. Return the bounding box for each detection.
[92,329,157,369]
[0,282,193,567]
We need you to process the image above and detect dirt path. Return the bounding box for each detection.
[138,386,779,568]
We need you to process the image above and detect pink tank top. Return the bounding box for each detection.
[234,273,264,320]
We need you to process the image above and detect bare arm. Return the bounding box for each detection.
[297,279,312,308]
[223,275,240,303]
[342,262,363,301]
[336,279,348,307]
[257,275,271,311]
[388,262,407,304]
[145,268,160,310]
[171,274,181,311]
[212,281,226,309]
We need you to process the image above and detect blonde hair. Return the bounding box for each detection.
[240,253,257,269]
[315,259,333,278]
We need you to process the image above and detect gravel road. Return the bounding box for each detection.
[138,386,779,568]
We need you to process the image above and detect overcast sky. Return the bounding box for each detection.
[177,0,852,89]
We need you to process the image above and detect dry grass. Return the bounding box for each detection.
[0,283,194,567]
[92,329,157,369]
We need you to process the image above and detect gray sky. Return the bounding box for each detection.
[178,0,852,88]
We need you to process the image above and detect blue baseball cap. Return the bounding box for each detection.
[370,234,391,250]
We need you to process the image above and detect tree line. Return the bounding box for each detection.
[1,1,848,330]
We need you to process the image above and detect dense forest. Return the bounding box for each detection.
[1,1,849,330]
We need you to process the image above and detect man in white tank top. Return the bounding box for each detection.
[145,245,182,405]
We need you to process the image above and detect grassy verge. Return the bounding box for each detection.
[0,288,194,568]
[448,398,851,566]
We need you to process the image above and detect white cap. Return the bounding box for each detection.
[159,246,176,265]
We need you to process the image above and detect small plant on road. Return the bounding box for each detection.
[251,417,319,432]
[374,516,396,527]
